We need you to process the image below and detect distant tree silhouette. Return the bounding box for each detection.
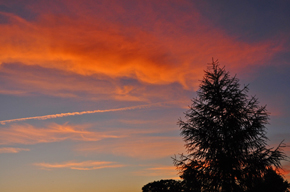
[142,179,183,192]
[174,60,287,191]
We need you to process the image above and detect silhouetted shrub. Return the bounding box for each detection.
[142,179,183,192]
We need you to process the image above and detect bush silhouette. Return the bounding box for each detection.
[142,179,183,192]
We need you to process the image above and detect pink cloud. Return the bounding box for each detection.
[34,160,124,170]
[0,147,30,153]
[0,123,121,145]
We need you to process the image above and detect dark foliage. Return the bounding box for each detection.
[174,60,287,191]
[142,179,183,192]
[179,166,202,192]
[248,168,290,192]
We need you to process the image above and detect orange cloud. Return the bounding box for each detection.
[280,163,290,181]
[34,160,124,170]
[0,0,283,91]
[0,147,30,153]
[0,123,121,145]
[0,63,191,104]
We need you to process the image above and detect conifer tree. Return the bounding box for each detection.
[174,60,287,192]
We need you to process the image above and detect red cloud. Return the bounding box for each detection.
[0,0,284,91]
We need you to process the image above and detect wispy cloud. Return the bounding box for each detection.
[0,103,161,125]
[34,160,124,170]
[0,147,30,153]
[0,123,121,145]
[0,63,192,104]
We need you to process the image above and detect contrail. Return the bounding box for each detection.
[0,103,163,125]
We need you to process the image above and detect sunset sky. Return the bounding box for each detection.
[0,1,290,191]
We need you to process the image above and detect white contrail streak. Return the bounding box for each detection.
[0,103,162,125]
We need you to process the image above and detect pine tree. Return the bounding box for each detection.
[174,60,287,192]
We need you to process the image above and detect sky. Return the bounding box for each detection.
[0,0,290,191]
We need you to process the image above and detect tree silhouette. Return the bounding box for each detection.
[249,168,290,192]
[142,179,183,192]
[179,165,202,191]
[174,60,287,191]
